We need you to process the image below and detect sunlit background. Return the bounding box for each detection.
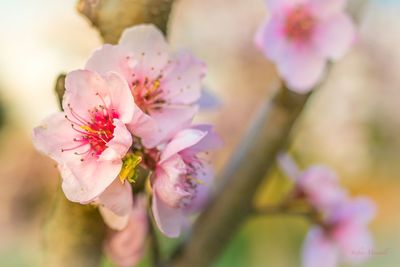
[0,0,399,266]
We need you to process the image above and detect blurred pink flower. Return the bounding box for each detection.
[152,125,222,237]
[33,70,135,226]
[105,195,148,267]
[302,197,376,267]
[278,154,347,210]
[86,24,206,148]
[255,0,355,92]
[298,166,348,210]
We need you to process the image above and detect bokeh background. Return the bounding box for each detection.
[0,0,399,266]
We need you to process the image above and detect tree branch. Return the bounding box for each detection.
[43,191,106,267]
[167,86,311,267]
[77,0,175,44]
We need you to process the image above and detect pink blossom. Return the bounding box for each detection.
[297,166,348,210]
[33,70,135,226]
[86,24,206,148]
[302,197,376,267]
[104,195,148,267]
[278,155,347,210]
[151,125,222,237]
[255,0,355,92]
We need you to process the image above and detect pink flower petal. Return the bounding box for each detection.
[149,105,199,147]
[32,112,78,162]
[334,222,373,264]
[310,0,347,18]
[99,206,130,231]
[105,195,148,267]
[154,156,189,207]
[98,179,133,217]
[63,70,109,121]
[300,165,348,210]
[198,88,220,110]
[60,157,122,203]
[160,128,207,163]
[187,125,223,153]
[103,72,135,123]
[277,153,301,181]
[127,108,160,148]
[184,162,213,213]
[119,24,169,80]
[314,13,355,61]
[152,186,187,238]
[276,44,326,93]
[100,119,132,161]
[302,227,339,267]
[85,44,133,82]
[161,51,205,104]
[266,0,306,13]
[255,17,288,61]
[331,197,376,225]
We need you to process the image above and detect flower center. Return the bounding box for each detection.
[131,76,165,114]
[177,157,205,209]
[62,93,119,161]
[284,6,315,42]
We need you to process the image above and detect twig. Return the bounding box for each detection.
[167,86,311,267]
[252,201,317,219]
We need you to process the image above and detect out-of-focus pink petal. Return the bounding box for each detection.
[255,17,288,61]
[266,0,305,13]
[160,128,206,163]
[32,112,78,162]
[350,197,376,224]
[302,227,339,267]
[277,153,301,181]
[60,157,122,203]
[198,88,220,110]
[329,198,375,264]
[99,206,130,231]
[100,119,132,161]
[300,165,348,210]
[334,222,373,264]
[152,187,187,238]
[277,44,326,93]
[105,195,148,267]
[314,14,355,61]
[103,72,135,123]
[85,44,133,82]
[161,52,205,104]
[119,24,169,80]
[310,0,346,18]
[331,197,376,225]
[98,179,133,217]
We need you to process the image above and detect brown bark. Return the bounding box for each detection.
[43,193,106,267]
[168,87,311,267]
[77,0,174,44]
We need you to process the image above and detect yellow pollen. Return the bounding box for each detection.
[189,176,205,185]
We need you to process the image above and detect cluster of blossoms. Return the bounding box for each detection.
[255,0,355,92]
[278,155,376,267]
[33,24,221,267]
